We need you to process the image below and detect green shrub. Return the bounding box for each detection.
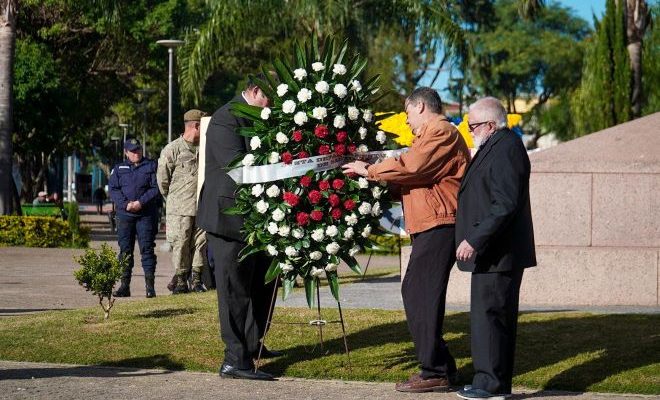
[73,244,125,319]
[0,216,89,248]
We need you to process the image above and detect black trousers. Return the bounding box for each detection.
[470,268,524,394]
[402,224,457,378]
[207,233,275,369]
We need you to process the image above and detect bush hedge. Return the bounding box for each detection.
[0,216,89,248]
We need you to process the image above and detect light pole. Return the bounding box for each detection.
[136,88,155,157]
[156,39,185,143]
[118,123,130,160]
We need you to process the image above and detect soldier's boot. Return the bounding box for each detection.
[166,274,178,292]
[191,272,206,293]
[113,277,131,297]
[145,275,156,298]
[172,275,189,295]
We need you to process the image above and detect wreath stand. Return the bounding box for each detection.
[254,274,352,372]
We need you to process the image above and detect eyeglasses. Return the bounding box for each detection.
[468,121,492,132]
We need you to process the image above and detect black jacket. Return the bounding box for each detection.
[455,129,536,273]
[197,95,251,240]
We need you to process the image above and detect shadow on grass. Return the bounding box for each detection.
[100,354,185,371]
[1,358,178,380]
[263,311,659,392]
[137,308,197,318]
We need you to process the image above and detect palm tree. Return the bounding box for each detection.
[0,0,18,215]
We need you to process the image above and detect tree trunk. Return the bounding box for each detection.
[625,0,650,117]
[0,1,17,215]
[627,41,643,117]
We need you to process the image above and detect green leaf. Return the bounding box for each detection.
[348,57,368,83]
[342,255,363,275]
[237,127,258,137]
[264,258,280,284]
[238,244,263,262]
[304,276,316,308]
[327,273,339,301]
[273,58,300,92]
[283,276,295,300]
[222,206,244,215]
[230,102,263,120]
[335,40,349,66]
[294,40,306,68]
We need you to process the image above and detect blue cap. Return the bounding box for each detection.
[124,138,142,152]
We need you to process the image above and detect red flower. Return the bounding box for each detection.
[334,144,346,155]
[310,210,324,221]
[347,144,357,154]
[281,152,293,164]
[297,151,309,159]
[318,180,330,191]
[336,131,348,143]
[331,208,342,220]
[283,192,299,207]
[318,145,331,155]
[296,212,310,226]
[345,172,358,178]
[328,194,340,207]
[332,179,345,190]
[300,176,312,187]
[343,199,356,211]
[292,130,303,142]
[307,190,322,204]
[314,124,329,139]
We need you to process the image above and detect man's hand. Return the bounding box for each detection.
[126,201,142,212]
[342,161,370,177]
[456,240,476,262]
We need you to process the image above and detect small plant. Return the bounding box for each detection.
[73,244,125,319]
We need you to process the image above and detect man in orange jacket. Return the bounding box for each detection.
[343,87,470,393]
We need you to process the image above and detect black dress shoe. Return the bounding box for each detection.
[259,347,284,359]
[219,363,274,381]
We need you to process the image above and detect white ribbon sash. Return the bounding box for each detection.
[227,148,409,184]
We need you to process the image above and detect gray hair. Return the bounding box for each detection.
[469,97,508,129]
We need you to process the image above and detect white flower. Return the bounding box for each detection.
[376,130,387,144]
[361,225,372,238]
[266,245,278,256]
[275,131,289,144]
[333,83,348,99]
[358,177,369,189]
[348,245,360,257]
[358,144,369,153]
[358,126,367,140]
[371,202,382,216]
[255,200,269,214]
[344,213,358,226]
[343,227,354,239]
[312,62,325,72]
[325,242,340,255]
[310,267,325,278]
[292,228,304,239]
[278,225,291,237]
[311,228,325,242]
[372,186,382,199]
[242,154,255,166]
[280,263,294,273]
[324,262,338,272]
[285,246,298,257]
[260,107,271,120]
[268,152,280,164]
[251,184,264,197]
[310,251,322,260]
[293,68,307,81]
[358,202,372,215]
[276,83,288,97]
[333,115,346,129]
[297,88,312,103]
[325,225,338,237]
[312,106,327,120]
[350,80,362,92]
[347,106,359,121]
[250,136,261,150]
[267,222,279,235]
[272,208,285,222]
[266,184,280,198]
[294,111,308,126]
[315,80,330,94]
[363,109,373,122]
[282,99,296,114]
[333,63,347,75]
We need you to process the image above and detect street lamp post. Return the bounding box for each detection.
[118,123,130,160]
[156,39,185,143]
[136,88,155,157]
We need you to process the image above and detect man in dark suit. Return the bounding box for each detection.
[454,97,536,400]
[197,78,277,381]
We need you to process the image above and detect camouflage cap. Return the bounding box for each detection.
[184,109,207,122]
[124,137,142,151]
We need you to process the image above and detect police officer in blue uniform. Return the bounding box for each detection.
[109,138,161,298]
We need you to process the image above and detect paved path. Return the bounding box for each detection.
[1,361,656,400]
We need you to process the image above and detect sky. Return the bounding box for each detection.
[423,0,607,98]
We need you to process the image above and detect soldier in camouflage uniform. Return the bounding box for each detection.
[157,109,208,294]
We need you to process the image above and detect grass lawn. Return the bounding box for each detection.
[0,292,658,395]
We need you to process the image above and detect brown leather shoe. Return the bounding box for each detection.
[395,374,450,393]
